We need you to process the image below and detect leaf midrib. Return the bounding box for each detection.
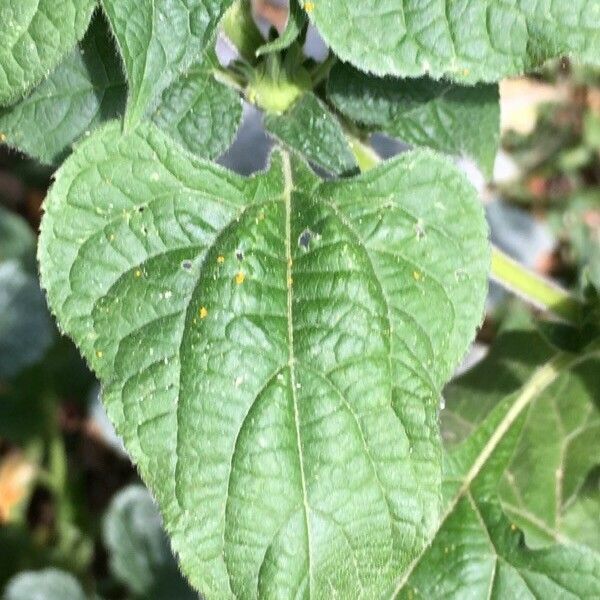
[283,152,314,597]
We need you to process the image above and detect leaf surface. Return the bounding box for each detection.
[0,13,127,165]
[264,92,357,175]
[394,351,600,598]
[443,319,600,551]
[303,0,600,82]
[327,63,500,177]
[100,0,234,127]
[0,0,96,106]
[151,56,242,160]
[39,121,489,597]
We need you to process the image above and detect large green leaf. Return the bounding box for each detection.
[0,13,127,165]
[443,318,600,552]
[393,351,600,598]
[3,569,86,600]
[0,0,96,106]
[103,485,197,599]
[264,92,357,175]
[39,121,488,597]
[303,1,600,83]
[327,63,500,177]
[100,0,234,127]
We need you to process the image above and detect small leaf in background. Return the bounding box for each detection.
[302,0,600,82]
[3,569,86,600]
[264,92,357,175]
[443,317,600,552]
[0,453,37,524]
[152,56,243,160]
[0,0,96,106]
[0,262,54,380]
[0,206,36,269]
[39,121,488,597]
[101,0,234,127]
[327,63,500,178]
[394,352,600,598]
[0,12,127,166]
[103,485,197,599]
[256,0,306,57]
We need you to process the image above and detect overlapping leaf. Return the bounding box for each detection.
[303,0,600,83]
[328,63,500,177]
[393,351,600,598]
[264,92,357,175]
[101,0,234,127]
[443,318,600,552]
[0,13,127,165]
[39,121,488,597]
[0,0,96,106]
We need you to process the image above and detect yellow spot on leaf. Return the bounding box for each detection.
[96,350,104,359]
[305,1,315,12]
[199,306,208,319]
[0,133,6,143]
[413,270,422,281]
[235,271,246,285]
[217,255,225,264]
[135,269,142,278]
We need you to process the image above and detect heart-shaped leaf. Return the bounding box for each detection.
[39,121,489,597]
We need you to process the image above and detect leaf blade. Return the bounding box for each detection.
[303,0,600,82]
[39,122,489,597]
[0,0,96,106]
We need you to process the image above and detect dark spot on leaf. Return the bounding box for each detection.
[236,250,244,261]
[181,260,193,270]
[298,229,313,250]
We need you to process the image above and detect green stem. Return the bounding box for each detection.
[490,246,582,324]
[309,54,337,88]
[347,137,583,324]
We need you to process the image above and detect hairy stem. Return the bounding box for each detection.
[490,246,582,324]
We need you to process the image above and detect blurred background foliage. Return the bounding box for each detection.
[1,2,600,598]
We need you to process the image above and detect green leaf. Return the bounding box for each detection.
[3,569,86,600]
[151,56,242,160]
[220,0,264,62]
[39,121,488,597]
[393,351,600,598]
[0,0,96,106]
[327,63,500,177]
[0,205,36,267]
[256,0,306,57]
[100,0,234,128]
[0,13,127,165]
[561,469,600,553]
[443,319,600,551]
[104,485,197,599]
[0,261,54,380]
[303,1,600,83]
[264,92,357,175]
